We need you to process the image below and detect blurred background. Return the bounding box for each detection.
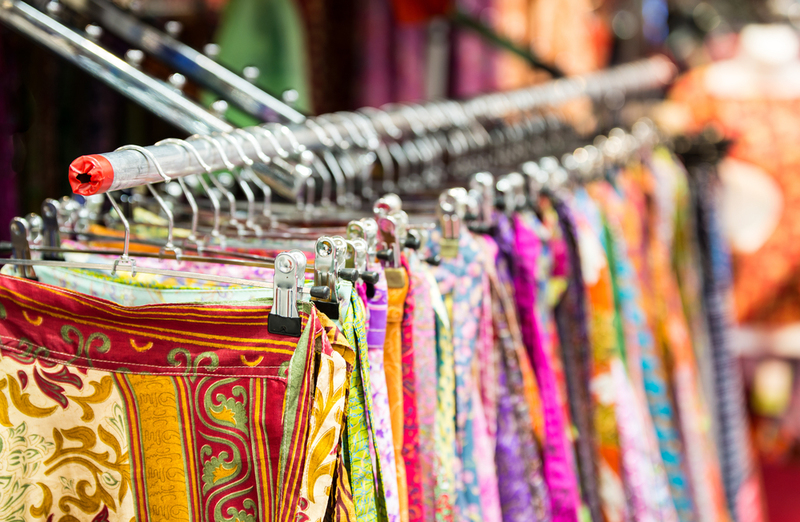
[4,0,800,520]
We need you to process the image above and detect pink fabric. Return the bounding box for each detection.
[401,256,422,522]
[408,254,438,522]
[513,215,581,522]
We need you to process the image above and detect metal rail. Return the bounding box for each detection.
[0,0,231,135]
[57,0,306,124]
[66,55,676,199]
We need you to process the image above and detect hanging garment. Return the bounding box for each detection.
[641,152,732,522]
[548,195,603,522]
[0,274,331,522]
[407,253,438,522]
[423,226,492,522]
[430,276,457,522]
[514,214,582,522]
[367,264,403,522]
[385,266,410,522]
[692,169,766,522]
[400,255,423,522]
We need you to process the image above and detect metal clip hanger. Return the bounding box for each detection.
[268,250,307,336]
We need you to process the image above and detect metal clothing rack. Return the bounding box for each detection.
[68,56,676,199]
[52,0,307,124]
[0,0,232,136]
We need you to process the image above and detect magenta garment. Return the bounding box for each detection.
[367,264,402,522]
[358,0,394,106]
[514,215,582,522]
[476,236,499,447]
[400,256,423,522]
[408,254,438,522]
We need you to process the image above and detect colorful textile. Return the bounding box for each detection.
[514,214,582,522]
[0,274,323,522]
[385,267,410,522]
[430,289,456,522]
[400,256,422,522]
[422,227,485,522]
[408,254,438,522]
[693,170,766,522]
[341,289,388,522]
[548,197,603,522]
[367,265,402,522]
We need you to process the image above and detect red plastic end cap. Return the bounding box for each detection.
[69,155,115,196]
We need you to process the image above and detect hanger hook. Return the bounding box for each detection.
[105,192,137,277]
[304,120,343,206]
[155,138,202,247]
[193,134,243,235]
[159,137,221,244]
[221,133,262,236]
[114,144,181,257]
[234,129,273,220]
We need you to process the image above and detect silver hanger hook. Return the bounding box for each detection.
[314,115,357,205]
[335,112,380,201]
[193,134,243,235]
[154,138,201,247]
[304,120,343,206]
[272,124,323,211]
[258,126,289,158]
[358,106,403,140]
[221,133,262,236]
[114,144,181,257]
[161,137,222,244]
[233,129,273,219]
[105,192,137,277]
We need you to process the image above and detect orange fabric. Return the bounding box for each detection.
[386,268,410,522]
[670,69,800,325]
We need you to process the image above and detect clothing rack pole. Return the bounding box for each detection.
[68,55,676,199]
[0,0,232,136]
[54,0,307,124]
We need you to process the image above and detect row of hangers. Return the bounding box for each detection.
[1,117,659,334]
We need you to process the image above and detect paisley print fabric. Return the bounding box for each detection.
[400,256,422,522]
[0,273,326,522]
[407,254,438,522]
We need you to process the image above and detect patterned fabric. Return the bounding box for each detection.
[513,215,582,522]
[636,156,731,522]
[341,290,388,522]
[385,267,410,522]
[400,256,422,522]
[614,165,699,522]
[588,182,681,522]
[30,265,274,307]
[492,217,552,522]
[692,169,765,522]
[367,264,402,522]
[0,274,324,522]
[422,227,485,522]
[482,234,547,522]
[548,197,603,522]
[306,314,351,522]
[430,283,456,522]
[407,254,438,522]
[568,190,630,522]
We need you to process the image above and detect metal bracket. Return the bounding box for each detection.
[311,236,341,319]
[10,217,36,279]
[377,215,401,268]
[41,198,64,260]
[268,251,305,336]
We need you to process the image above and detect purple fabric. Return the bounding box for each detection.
[491,221,552,521]
[513,215,581,522]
